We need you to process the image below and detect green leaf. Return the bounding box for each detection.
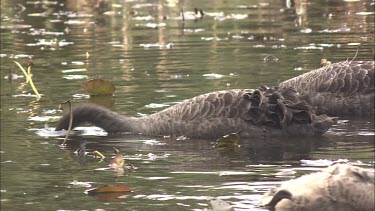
[214,132,240,150]
[81,79,115,96]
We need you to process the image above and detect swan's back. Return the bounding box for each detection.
[137,89,257,137]
[261,164,375,211]
[279,61,374,116]
[153,89,253,120]
[136,88,333,138]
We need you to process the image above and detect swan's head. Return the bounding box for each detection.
[261,164,375,211]
[282,114,337,136]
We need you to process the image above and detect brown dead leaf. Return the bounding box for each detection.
[87,185,131,202]
[109,147,124,168]
[80,79,115,96]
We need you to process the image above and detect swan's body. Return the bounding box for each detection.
[55,61,374,138]
[261,164,375,211]
[56,88,334,138]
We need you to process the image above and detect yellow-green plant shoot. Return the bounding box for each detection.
[13,61,41,100]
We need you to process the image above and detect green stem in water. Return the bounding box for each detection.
[60,100,73,145]
[93,150,106,160]
[13,61,41,100]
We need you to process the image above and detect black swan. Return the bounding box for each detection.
[261,164,375,211]
[55,61,374,138]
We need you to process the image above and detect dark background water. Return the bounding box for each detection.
[1,0,374,210]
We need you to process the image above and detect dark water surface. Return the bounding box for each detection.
[1,0,374,210]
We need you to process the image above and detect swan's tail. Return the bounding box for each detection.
[55,103,135,133]
[243,86,337,135]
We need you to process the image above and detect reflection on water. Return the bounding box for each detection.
[1,0,374,210]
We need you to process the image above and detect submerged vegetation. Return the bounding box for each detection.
[13,60,41,100]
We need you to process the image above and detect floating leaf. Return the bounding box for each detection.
[214,132,240,150]
[80,79,115,96]
[87,185,131,202]
[87,184,131,194]
[109,147,124,168]
[320,59,332,67]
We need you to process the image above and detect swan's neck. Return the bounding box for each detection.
[55,103,137,133]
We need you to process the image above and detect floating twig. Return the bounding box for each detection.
[181,7,185,22]
[75,141,87,156]
[17,4,26,14]
[59,100,73,145]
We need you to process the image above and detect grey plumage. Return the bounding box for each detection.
[55,61,374,138]
[55,88,333,138]
[279,61,374,116]
[261,164,375,211]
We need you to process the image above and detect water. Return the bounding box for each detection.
[1,0,374,210]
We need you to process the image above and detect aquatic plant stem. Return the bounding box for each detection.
[13,61,41,100]
[60,100,73,145]
[93,150,105,160]
[181,7,185,22]
[27,64,31,79]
